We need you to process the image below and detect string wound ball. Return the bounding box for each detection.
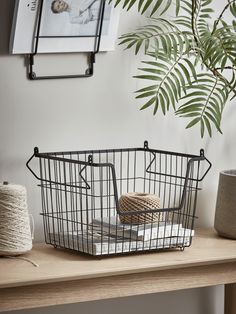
[118,192,163,224]
[0,182,32,256]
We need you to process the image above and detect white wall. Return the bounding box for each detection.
[1,0,235,313]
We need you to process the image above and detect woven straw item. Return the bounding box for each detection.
[118,192,163,224]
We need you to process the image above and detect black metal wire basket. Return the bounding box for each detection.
[27,141,211,257]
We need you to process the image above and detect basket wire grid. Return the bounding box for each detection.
[27,141,211,256]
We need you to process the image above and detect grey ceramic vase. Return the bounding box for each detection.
[214,170,236,239]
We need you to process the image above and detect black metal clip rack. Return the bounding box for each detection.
[27,141,211,257]
[27,0,106,80]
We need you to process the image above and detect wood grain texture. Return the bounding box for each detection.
[1,262,236,312]
[0,229,236,312]
[1,229,236,289]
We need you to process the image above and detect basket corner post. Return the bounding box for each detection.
[144,140,149,149]
[200,148,205,157]
[34,147,39,154]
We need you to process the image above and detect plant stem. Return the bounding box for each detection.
[215,66,236,71]
[191,0,236,98]
[191,0,201,43]
[212,0,236,34]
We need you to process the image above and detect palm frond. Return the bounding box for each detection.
[174,0,192,29]
[230,1,236,18]
[176,74,229,137]
[108,0,179,16]
[192,0,213,39]
[116,0,236,137]
[202,26,236,70]
[134,52,197,115]
[119,18,193,57]
[175,16,192,30]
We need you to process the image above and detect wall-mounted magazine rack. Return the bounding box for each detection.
[27,0,106,80]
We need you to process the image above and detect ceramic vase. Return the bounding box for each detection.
[214,170,236,239]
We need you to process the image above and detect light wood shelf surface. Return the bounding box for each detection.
[0,228,236,313]
[1,228,236,289]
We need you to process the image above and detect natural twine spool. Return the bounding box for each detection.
[118,192,163,224]
[0,183,32,256]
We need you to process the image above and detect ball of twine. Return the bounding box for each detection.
[118,192,163,224]
[0,183,32,256]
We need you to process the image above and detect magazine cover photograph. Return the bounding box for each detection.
[41,0,111,37]
[10,0,120,53]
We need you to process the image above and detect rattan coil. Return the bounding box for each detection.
[118,192,163,224]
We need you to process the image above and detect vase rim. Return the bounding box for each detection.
[221,169,236,176]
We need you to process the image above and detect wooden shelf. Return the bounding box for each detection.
[1,228,236,313]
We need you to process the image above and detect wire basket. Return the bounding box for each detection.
[27,141,211,257]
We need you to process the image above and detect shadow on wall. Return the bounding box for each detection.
[0,0,15,55]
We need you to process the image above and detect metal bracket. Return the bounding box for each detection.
[26,0,105,80]
[27,52,95,80]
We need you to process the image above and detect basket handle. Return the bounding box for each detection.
[177,152,211,209]
[117,151,212,217]
[145,149,211,182]
[26,148,41,181]
[26,148,91,190]
[198,149,212,181]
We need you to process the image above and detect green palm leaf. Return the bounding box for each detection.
[135,52,197,115]
[202,26,236,69]
[115,0,236,137]
[108,0,179,15]
[230,1,236,18]
[176,74,229,137]
[119,18,193,57]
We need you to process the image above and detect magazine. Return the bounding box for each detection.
[91,216,194,241]
[50,229,192,255]
[10,0,120,54]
